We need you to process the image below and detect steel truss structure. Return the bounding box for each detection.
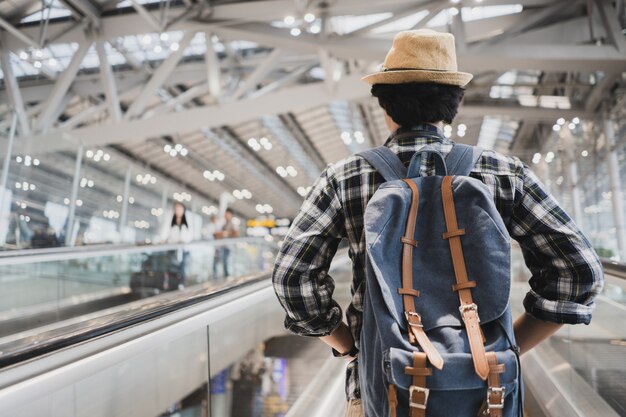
[0,0,625,221]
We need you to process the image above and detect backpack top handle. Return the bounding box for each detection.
[407,146,448,177]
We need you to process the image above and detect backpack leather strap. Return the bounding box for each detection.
[406,352,430,417]
[441,176,489,380]
[388,384,397,417]
[401,179,444,371]
[480,352,506,417]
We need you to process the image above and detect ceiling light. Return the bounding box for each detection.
[153,45,162,53]
[170,43,179,52]
[160,33,169,41]
[568,123,576,130]
[449,7,459,16]
[310,24,321,34]
[284,16,295,25]
[572,117,580,124]
[552,124,561,132]
[304,13,316,23]
[16,156,22,163]
[556,118,565,125]
[33,49,43,58]
[581,150,588,157]
[19,51,28,60]
[33,61,42,68]
[142,34,152,45]
[290,28,301,37]
[47,58,57,67]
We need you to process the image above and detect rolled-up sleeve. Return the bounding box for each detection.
[272,165,345,336]
[509,163,604,324]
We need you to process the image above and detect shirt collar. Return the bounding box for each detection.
[384,123,449,146]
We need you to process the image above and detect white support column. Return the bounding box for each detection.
[450,9,467,52]
[119,166,131,234]
[37,41,91,132]
[95,39,122,122]
[0,114,18,246]
[0,48,31,136]
[567,156,583,226]
[65,145,84,247]
[605,117,626,260]
[124,31,196,120]
[204,32,222,99]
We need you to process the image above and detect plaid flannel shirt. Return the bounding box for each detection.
[272,124,604,400]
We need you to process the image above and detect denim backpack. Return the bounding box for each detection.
[357,143,522,417]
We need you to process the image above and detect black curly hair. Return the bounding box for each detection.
[371,83,465,126]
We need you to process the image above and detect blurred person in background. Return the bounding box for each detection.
[214,208,239,278]
[163,202,193,287]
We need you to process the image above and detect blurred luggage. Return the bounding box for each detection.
[130,251,183,293]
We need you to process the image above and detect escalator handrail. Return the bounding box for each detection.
[601,258,626,280]
[0,270,271,369]
[0,237,269,266]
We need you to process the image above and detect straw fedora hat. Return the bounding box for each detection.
[362,29,473,87]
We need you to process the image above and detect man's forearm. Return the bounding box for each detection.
[320,322,356,358]
[514,313,563,355]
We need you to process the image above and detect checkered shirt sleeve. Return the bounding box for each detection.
[272,164,345,336]
[510,164,604,325]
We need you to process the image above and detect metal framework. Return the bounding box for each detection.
[0,0,625,222]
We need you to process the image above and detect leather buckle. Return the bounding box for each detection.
[459,303,479,322]
[405,311,423,328]
[487,386,505,411]
[409,385,429,410]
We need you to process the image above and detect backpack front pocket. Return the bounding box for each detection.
[383,348,520,417]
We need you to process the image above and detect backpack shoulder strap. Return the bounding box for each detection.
[357,146,407,182]
[445,144,483,176]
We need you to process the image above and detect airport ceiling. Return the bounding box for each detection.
[0,0,625,219]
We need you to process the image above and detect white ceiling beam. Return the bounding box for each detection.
[585,71,620,112]
[346,4,430,37]
[215,22,626,72]
[0,16,39,49]
[231,48,282,100]
[58,100,107,129]
[0,53,317,104]
[17,74,367,152]
[59,0,101,22]
[144,83,210,118]
[128,0,162,32]
[412,3,449,30]
[595,0,626,53]
[246,64,312,99]
[124,30,196,120]
[15,73,594,154]
[483,0,576,45]
[0,0,556,52]
[95,39,122,122]
[36,41,92,132]
[0,48,31,136]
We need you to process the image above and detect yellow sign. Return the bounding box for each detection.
[247,219,276,228]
